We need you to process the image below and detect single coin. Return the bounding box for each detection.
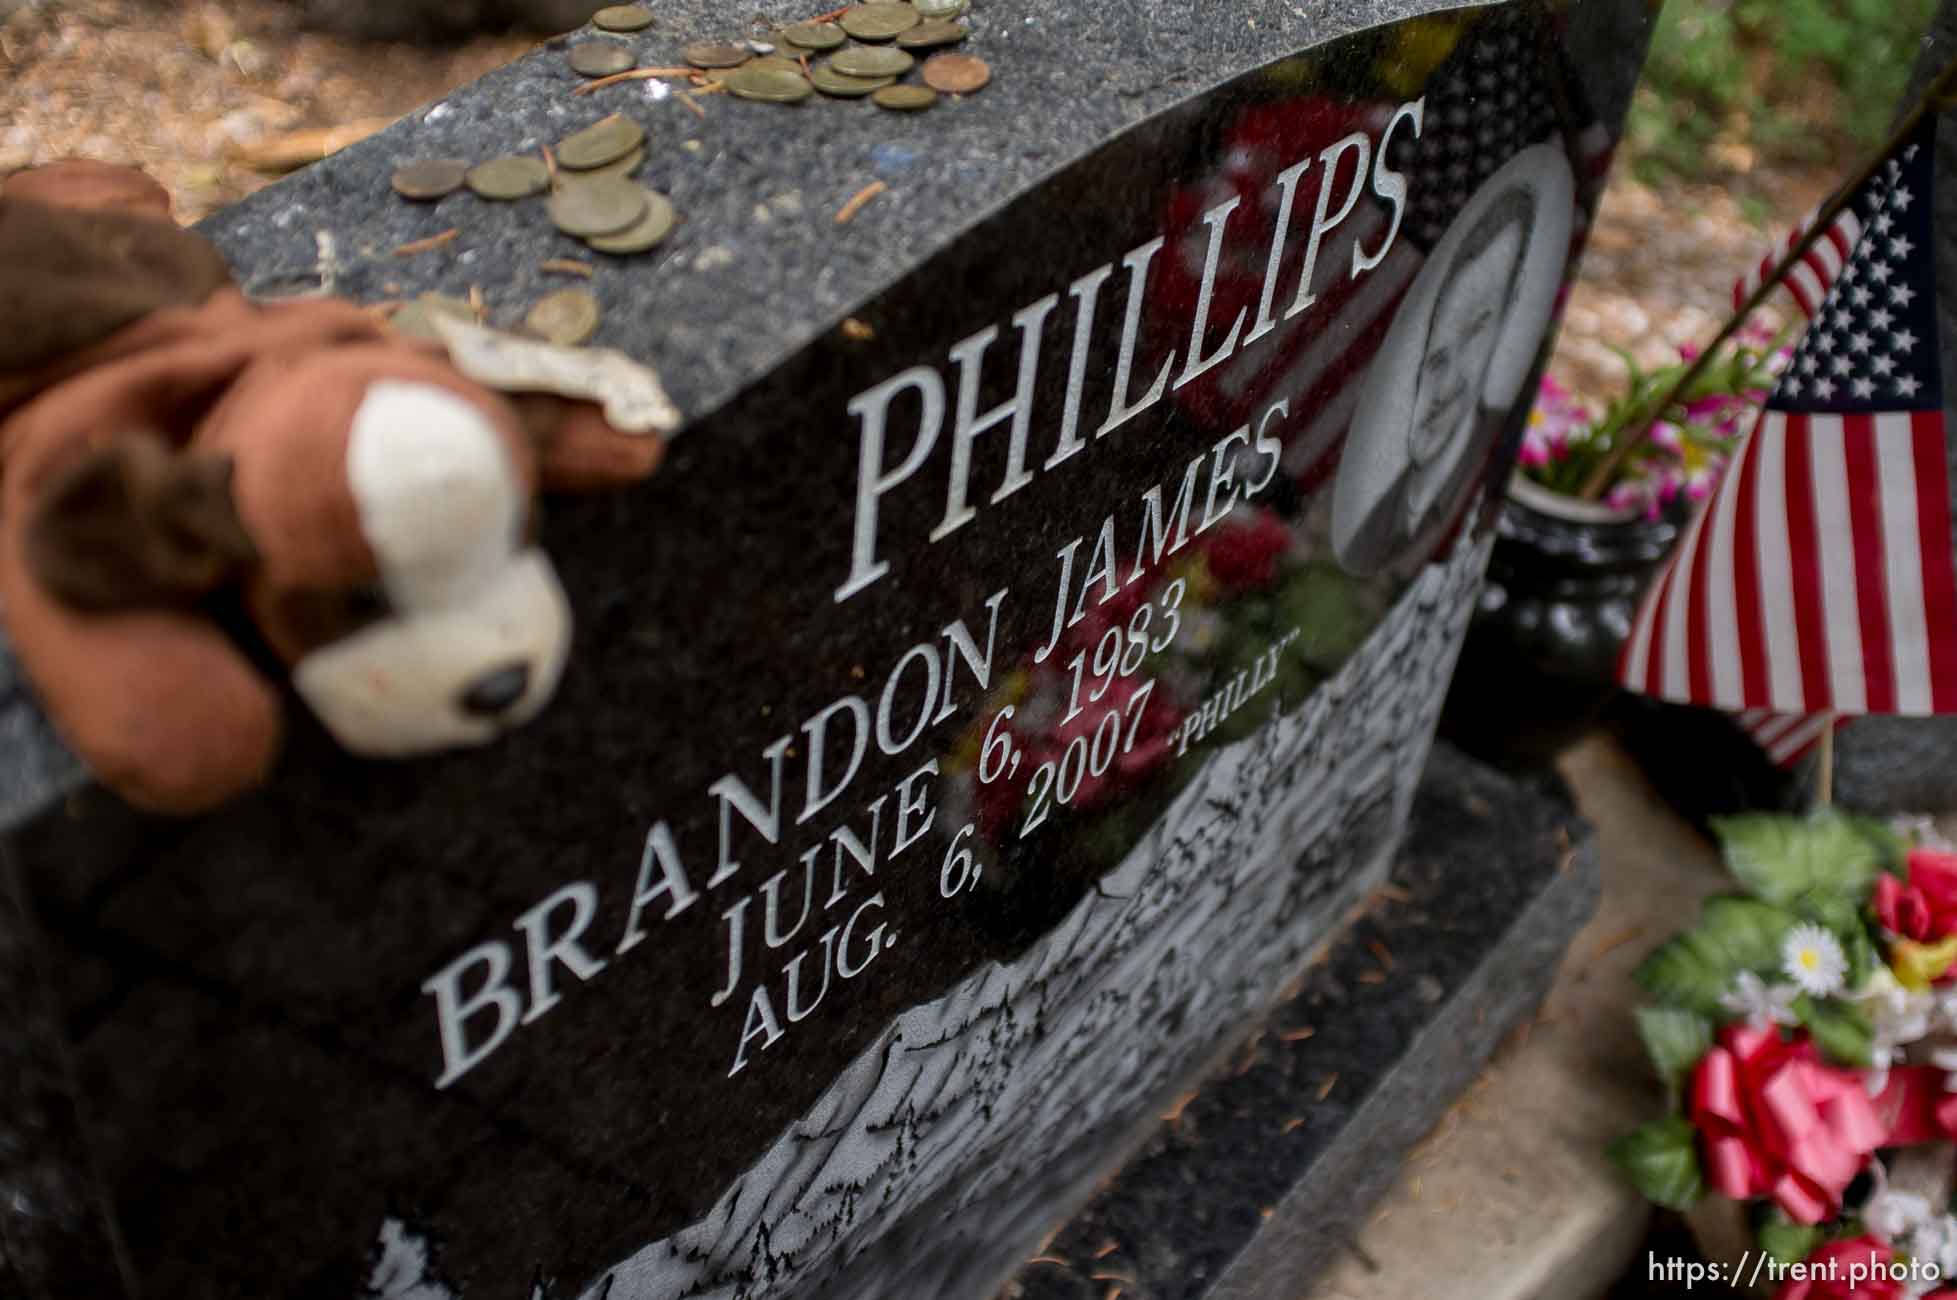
[781,21,846,50]
[912,0,967,16]
[556,113,645,170]
[547,175,649,236]
[809,63,894,96]
[390,158,467,200]
[838,2,920,40]
[829,44,913,77]
[896,18,967,48]
[581,144,646,180]
[391,292,478,340]
[725,62,813,103]
[466,155,550,199]
[585,187,678,253]
[745,54,803,75]
[591,3,654,31]
[684,40,751,69]
[921,50,988,93]
[525,289,602,346]
[568,41,636,76]
[873,83,936,111]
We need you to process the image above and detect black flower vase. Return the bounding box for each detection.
[1440,475,1680,769]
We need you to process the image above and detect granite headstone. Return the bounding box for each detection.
[0,1,1651,1296]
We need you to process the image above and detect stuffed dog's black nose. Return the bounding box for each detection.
[459,663,531,717]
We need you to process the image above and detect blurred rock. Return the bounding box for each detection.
[285,0,606,41]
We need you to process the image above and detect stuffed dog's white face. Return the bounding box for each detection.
[292,381,572,755]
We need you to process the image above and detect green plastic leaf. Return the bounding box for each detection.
[1756,1214,1821,1268]
[1696,895,1798,972]
[1713,811,1885,911]
[1794,995,1874,1068]
[1608,1116,1705,1211]
[1842,813,1909,876]
[1633,931,1734,1016]
[1843,922,1879,991]
[1635,1006,1715,1090]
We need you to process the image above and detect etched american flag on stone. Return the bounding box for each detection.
[1623,121,1957,718]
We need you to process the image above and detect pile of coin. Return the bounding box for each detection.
[388,112,676,261]
[678,1,991,111]
[377,0,997,340]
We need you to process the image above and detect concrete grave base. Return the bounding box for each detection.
[999,741,1601,1300]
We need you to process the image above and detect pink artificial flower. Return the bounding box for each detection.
[1690,1025,1886,1226]
[1518,429,1553,468]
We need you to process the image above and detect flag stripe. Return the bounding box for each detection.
[1730,415,1772,707]
[1730,206,1865,321]
[1877,412,1932,712]
[1764,713,1834,764]
[1751,415,1808,711]
[1788,265,1826,317]
[1781,416,1835,712]
[1704,428,1747,706]
[1912,413,1957,712]
[1683,488,1718,702]
[1841,415,1895,713]
[1809,417,1868,712]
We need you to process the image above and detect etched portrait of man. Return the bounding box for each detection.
[1332,142,1576,578]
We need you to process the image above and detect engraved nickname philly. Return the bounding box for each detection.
[418,98,1431,1087]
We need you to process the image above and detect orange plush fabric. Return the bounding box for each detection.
[0,162,666,813]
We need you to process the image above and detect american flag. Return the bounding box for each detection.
[1620,120,1957,724]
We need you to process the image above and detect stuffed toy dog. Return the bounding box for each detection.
[0,160,670,814]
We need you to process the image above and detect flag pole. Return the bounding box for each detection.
[1575,52,1957,502]
[1815,713,1837,810]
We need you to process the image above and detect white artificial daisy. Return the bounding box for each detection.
[1782,924,1849,997]
[1857,971,1935,1094]
[1720,970,1801,1029]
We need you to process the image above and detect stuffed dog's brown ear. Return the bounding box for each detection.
[509,393,667,493]
[25,430,257,612]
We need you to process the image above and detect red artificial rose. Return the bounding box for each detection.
[1911,849,1957,933]
[1202,512,1292,593]
[1774,1235,1957,1300]
[1775,1236,1903,1300]
[1875,872,1936,941]
[1689,1025,1886,1225]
